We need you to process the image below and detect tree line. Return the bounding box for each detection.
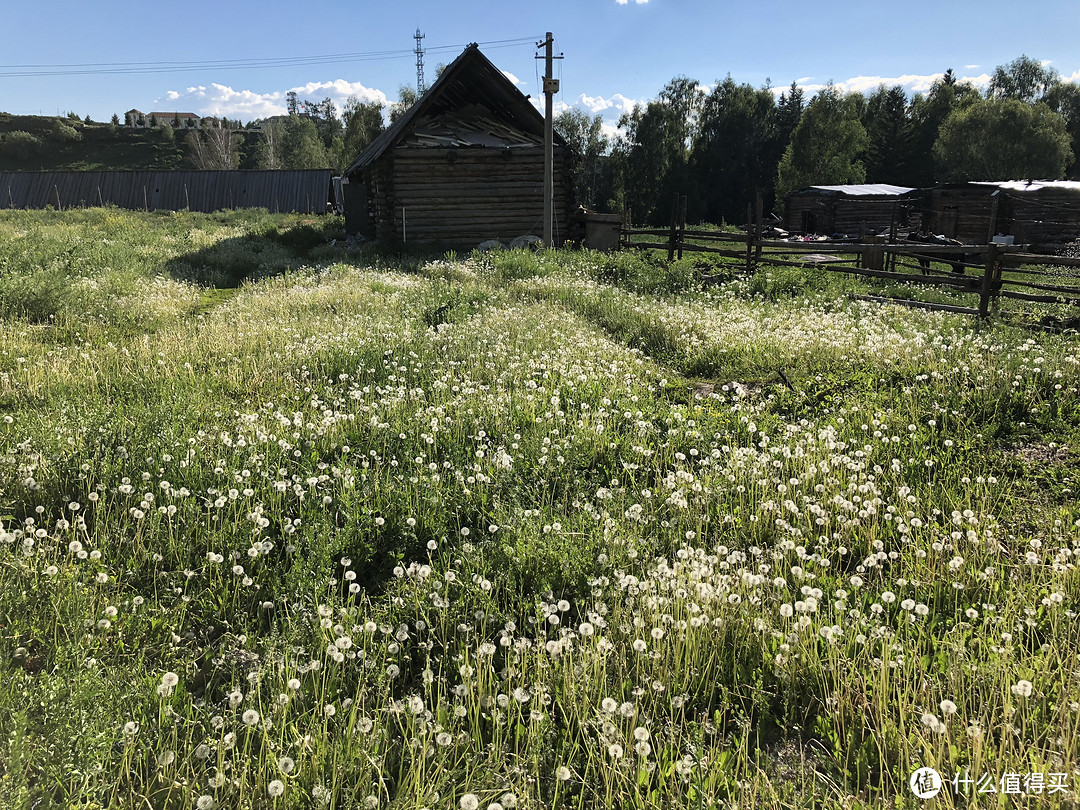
[555,55,1080,226]
[182,91,387,173]
[179,55,1079,227]
[181,80,439,174]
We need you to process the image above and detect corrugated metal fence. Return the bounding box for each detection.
[0,170,333,214]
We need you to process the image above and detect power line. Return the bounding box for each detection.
[0,37,541,79]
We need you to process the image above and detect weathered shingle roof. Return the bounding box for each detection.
[796,184,917,196]
[971,180,1080,193]
[345,44,563,177]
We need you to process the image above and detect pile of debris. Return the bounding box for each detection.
[1057,238,1080,260]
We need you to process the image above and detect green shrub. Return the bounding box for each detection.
[0,267,73,322]
[749,265,830,300]
[490,248,544,281]
[43,120,82,144]
[0,131,44,160]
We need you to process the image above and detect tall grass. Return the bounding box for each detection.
[1,209,1078,809]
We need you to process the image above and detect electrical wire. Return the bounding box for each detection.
[0,37,542,78]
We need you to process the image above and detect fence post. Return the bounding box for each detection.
[677,195,687,260]
[979,242,999,318]
[745,203,754,273]
[667,192,680,262]
[754,192,764,266]
[986,190,1000,243]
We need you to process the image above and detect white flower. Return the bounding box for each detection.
[1011,680,1033,698]
[920,713,945,733]
[196,796,215,810]
[268,779,285,797]
[157,672,179,696]
[940,699,958,715]
[556,765,572,780]
[601,697,617,713]
[460,795,479,810]
[278,755,295,773]
[242,709,260,726]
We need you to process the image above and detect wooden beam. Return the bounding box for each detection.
[852,295,981,316]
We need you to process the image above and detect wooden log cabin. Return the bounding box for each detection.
[924,181,1080,246]
[783,184,917,237]
[342,44,574,249]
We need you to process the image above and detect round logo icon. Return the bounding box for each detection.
[910,767,943,799]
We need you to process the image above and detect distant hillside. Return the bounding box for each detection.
[0,114,261,172]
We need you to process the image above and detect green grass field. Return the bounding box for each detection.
[1,208,1078,809]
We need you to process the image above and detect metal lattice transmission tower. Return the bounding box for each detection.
[414,28,426,95]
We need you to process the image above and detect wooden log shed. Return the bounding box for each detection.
[342,44,574,250]
[924,181,1080,246]
[783,184,917,237]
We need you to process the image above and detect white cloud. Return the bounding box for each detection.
[575,93,639,115]
[156,79,390,122]
[615,0,649,4]
[773,72,993,98]
[502,70,526,87]
[286,79,389,108]
[598,120,621,142]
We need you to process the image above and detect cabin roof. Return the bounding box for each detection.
[345,43,563,177]
[792,184,917,197]
[970,180,1080,194]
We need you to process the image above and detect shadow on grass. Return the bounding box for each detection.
[161,217,344,287]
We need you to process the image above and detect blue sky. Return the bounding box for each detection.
[4,0,1079,134]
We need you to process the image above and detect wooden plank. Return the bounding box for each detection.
[852,295,981,316]
[626,228,743,240]
[1000,278,1080,296]
[999,289,1080,306]
[1004,252,1080,268]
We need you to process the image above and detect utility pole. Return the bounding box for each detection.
[415,28,426,95]
[537,32,561,248]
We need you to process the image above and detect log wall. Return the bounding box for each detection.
[1009,189,1080,245]
[926,185,1080,245]
[785,193,909,236]
[365,146,572,249]
[924,187,999,242]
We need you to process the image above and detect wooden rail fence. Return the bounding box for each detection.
[622,192,1080,320]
